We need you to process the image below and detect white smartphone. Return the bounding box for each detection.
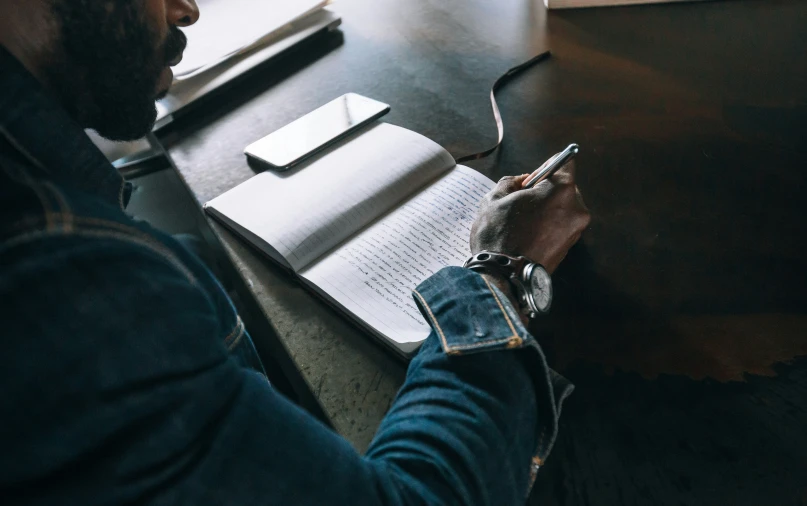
[244,93,390,171]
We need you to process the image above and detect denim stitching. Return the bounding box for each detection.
[480,276,521,341]
[413,286,523,354]
[0,134,64,233]
[27,182,57,232]
[2,215,47,237]
[0,126,48,173]
[224,316,245,350]
[75,217,190,263]
[4,215,147,238]
[444,336,518,351]
[227,328,245,351]
[30,214,186,259]
[527,456,543,495]
[1,125,125,211]
[412,289,450,352]
[43,181,75,233]
[74,216,163,240]
[1,228,198,285]
[3,215,64,237]
[537,427,547,460]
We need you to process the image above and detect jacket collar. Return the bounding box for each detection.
[0,45,131,209]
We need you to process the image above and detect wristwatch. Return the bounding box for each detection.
[463,251,553,318]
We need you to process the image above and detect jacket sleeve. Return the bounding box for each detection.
[2,227,571,505]
[160,266,572,506]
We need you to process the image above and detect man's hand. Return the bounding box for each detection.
[470,161,591,275]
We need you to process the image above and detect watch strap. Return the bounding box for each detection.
[463,251,530,278]
[464,251,552,319]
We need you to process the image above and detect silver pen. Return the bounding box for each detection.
[523,143,579,189]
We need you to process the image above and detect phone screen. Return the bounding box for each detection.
[244,93,390,170]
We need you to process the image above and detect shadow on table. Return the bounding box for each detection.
[537,233,807,384]
[528,245,807,506]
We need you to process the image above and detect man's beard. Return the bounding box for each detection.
[46,0,186,141]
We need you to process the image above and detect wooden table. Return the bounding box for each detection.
[161,0,807,503]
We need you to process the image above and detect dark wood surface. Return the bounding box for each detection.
[163,0,807,504]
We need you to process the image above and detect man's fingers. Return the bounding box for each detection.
[489,174,529,200]
[550,159,576,185]
[574,185,589,212]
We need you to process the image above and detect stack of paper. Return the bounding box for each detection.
[545,0,708,8]
[174,0,329,79]
[154,2,340,128]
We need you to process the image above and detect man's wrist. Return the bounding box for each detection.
[479,272,529,326]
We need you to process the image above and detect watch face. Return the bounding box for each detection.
[528,265,552,312]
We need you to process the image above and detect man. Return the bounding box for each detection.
[0,0,590,504]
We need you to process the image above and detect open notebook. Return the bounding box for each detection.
[205,123,496,356]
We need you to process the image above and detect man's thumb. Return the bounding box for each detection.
[490,174,529,199]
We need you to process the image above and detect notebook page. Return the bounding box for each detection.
[204,123,455,271]
[299,165,495,353]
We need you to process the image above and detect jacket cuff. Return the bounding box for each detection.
[412,266,530,355]
[412,266,574,479]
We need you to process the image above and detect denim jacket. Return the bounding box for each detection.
[0,46,572,505]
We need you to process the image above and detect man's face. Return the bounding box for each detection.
[46,0,198,141]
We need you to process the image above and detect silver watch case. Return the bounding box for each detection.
[464,251,552,318]
[519,262,553,318]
